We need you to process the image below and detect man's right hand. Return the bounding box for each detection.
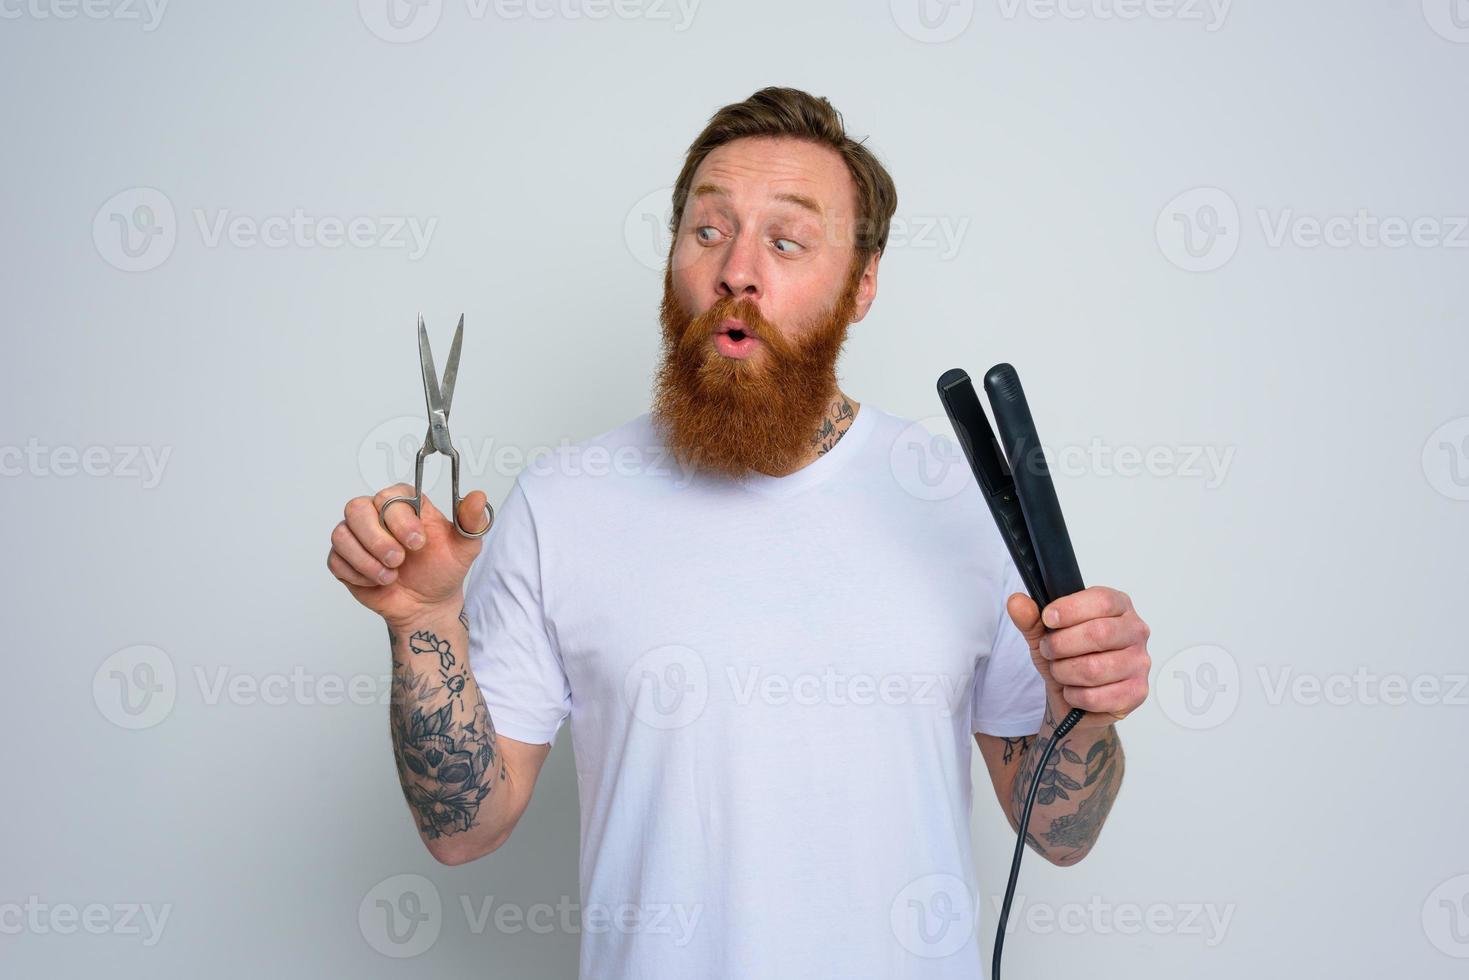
[328,484,492,626]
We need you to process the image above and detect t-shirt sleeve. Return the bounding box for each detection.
[969,550,1048,737]
[464,475,572,748]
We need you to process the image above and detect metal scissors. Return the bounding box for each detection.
[378,313,494,538]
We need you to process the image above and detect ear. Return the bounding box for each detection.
[851,251,881,324]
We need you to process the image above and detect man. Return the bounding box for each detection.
[328,86,1151,978]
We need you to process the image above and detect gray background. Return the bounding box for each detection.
[3,1,1467,976]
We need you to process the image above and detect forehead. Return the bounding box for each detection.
[688,137,856,220]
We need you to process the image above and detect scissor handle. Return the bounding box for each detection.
[377,446,493,539]
[446,448,493,538]
[379,443,426,537]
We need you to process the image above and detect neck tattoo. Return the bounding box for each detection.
[814,395,858,457]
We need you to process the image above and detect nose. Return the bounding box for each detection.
[716,230,761,306]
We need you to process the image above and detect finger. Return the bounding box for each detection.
[1049,648,1148,689]
[377,493,427,551]
[1042,586,1131,629]
[327,548,377,588]
[331,521,397,585]
[1045,615,1141,659]
[456,489,492,536]
[1005,592,1046,648]
[369,484,437,544]
[346,495,410,570]
[1060,675,1148,717]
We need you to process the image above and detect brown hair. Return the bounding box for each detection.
[668,86,899,273]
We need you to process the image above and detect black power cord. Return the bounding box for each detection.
[992,706,1085,980]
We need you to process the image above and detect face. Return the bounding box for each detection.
[651,136,880,479]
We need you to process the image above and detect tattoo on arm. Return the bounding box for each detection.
[389,627,505,840]
[1007,701,1124,861]
[1000,734,1033,766]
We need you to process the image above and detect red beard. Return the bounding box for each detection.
[651,255,865,480]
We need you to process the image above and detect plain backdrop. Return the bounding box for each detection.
[2,1,1467,977]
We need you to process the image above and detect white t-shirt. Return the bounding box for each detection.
[465,402,1046,979]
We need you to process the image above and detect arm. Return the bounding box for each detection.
[386,601,551,866]
[329,483,554,867]
[974,585,1149,866]
[975,691,1125,867]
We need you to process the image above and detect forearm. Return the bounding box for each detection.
[1004,695,1125,867]
[386,602,512,864]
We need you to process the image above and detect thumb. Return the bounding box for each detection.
[1006,592,1046,650]
[455,489,493,537]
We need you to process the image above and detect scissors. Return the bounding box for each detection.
[378,313,494,538]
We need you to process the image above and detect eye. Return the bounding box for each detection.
[695,226,722,243]
[772,238,803,254]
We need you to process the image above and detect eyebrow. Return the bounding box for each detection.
[692,182,824,219]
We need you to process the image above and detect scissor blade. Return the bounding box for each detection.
[440,313,464,420]
[417,315,453,454]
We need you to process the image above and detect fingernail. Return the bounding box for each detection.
[406,532,425,550]
[1045,608,1060,627]
[384,549,403,566]
[378,569,397,585]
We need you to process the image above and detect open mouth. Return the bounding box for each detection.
[713,319,761,359]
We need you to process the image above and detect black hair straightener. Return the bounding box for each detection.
[937,363,1088,980]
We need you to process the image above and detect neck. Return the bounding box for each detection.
[761,390,860,477]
